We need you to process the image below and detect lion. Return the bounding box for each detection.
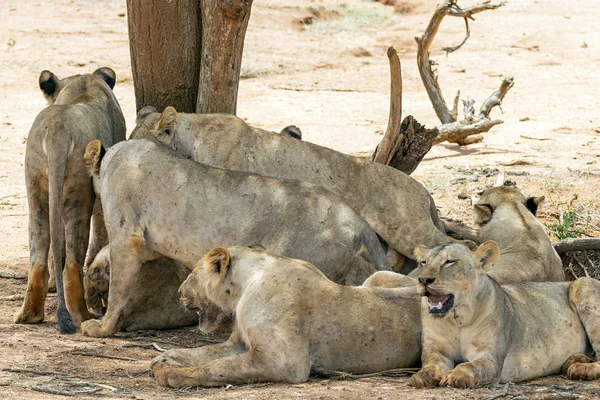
[473,185,564,283]
[15,68,126,334]
[130,107,453,265]
[408,185,564,284]
[410,241,600,389]
[150,246,421,388]
[80,138,392,337]
[84,245,204,332]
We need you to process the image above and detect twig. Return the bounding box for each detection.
[153,343,167,352]
[17,384,76,397]
[574,255,591,278]
[0,273,26,280]
[320,367,419,380]
[62,380,120,393]
[2,367,86,378]
[484,382,511,400]
[442,17,470,54]
[520,134,552,141]
[567,260,579,280]
[271,85,376,93]
[0,294,24,301]
[479,77,514,119]
[70,350,139,362]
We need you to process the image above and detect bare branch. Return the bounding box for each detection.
[442,17,470,54]
[450,89,460,120]
[416,0,507,125]
[372,46,403,165]
[480,76,514,118]
[434,118,503,145]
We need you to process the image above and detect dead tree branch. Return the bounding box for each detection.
[372,47,438,174]
[554,238,600,255]
[416,0,511,145]
[372,47,403,165]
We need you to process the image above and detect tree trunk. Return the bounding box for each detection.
[196,0,254,114]
[126,0,202,113]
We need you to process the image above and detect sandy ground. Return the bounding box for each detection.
[0,0,599,398]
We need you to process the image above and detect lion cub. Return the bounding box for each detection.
[412,241,600,389]
[151,246,421,388]
[474,186,564,283]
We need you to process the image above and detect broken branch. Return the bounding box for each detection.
[372,46,403,165]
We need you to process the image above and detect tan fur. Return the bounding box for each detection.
[80,139,390,337]
[410,186,563,284]
[475,186,564,283]
[16,68,125,333]
[412,242,600,389]
[151,247,421,388]
[84,246,200,331]
[130,107,454,264]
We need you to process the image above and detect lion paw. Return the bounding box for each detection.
[153,366,189,388]
[562,354,592,375]
[441,368,477,388]
[151,353,185,370]
[81,319,108,337]
[411,365,443,388]
[567,362,600,381]
[14,306,44,324]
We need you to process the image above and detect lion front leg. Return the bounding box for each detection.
[412,346,454,388]
[567,278,600,381]
[151,331,245,369]
[440,357,500,388]
[81,239,143,337]
[153,348,310,388]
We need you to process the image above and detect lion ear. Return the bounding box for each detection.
[474,204,493,225]
[136,106,157,125]
[84,140,105,177]
[154,106,178,144]
[206,247,231,278]
[413,245,428,261]
[474,240,500,272]
[93,67,117,90]
[526,196,545,216]
[39,70,60,103]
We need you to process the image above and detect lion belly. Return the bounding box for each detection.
[306,287,421,374]
[500,282,589,382]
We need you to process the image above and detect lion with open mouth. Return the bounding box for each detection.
[412,241,600,389]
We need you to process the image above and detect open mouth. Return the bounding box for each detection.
[426,293,454,315]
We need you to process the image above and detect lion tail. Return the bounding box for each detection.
[46,122,76,334]
[359,230,392,272]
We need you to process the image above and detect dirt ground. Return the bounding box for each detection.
[0,0,599,398]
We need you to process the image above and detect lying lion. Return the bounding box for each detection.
[130,106,454,265]
[81,139,391,337]
[411,241,600,389]
[84,246,202,332]
[151,246,421,388]
[474,186,564,283]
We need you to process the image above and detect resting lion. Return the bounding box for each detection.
[81,139,391,337]
[84,246,201,332]
[474,186,564,283]
[411,241,600,389]
[150,246,421,388]
[130,106,454,264]
[16,68,125,334]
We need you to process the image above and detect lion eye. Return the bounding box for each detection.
[444,260,457,267]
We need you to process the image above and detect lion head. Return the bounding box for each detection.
[179,247,237,334]
[415,241,500,320]
[474,186,545,225]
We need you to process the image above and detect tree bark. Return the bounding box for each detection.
[196,0,254,114]
[126,0,202,113]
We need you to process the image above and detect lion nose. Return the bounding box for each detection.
[418,277,435,285]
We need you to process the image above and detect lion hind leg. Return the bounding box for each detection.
[154,348,310,388]
[567,278,600,380]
